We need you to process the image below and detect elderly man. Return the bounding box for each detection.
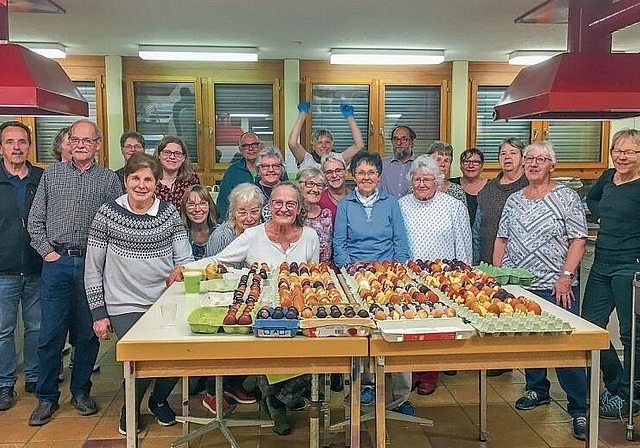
[217,132,286,221]
[0,122,43,412]
[379,125,417,198]
[27,119,122,426]
[114,131,146,186]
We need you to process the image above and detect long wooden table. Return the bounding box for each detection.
[370,285,609,448]
[116,283,368,448]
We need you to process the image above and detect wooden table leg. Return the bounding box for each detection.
[588,350,600,448]
[478,369,487,442]
[350,357,361,448]
[310,373,320,448]
[124,361,137,448]
[375,356,386,448]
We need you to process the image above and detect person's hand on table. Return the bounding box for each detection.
[93,318,112,340]
[167,266,184,287]
[552,274,573,309]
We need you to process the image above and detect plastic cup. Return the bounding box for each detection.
[183,271,202,294]
[160,302,178,327]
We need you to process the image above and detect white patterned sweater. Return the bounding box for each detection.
[399,192,472,265]
[84,197,193,321]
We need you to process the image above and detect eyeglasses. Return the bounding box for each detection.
[69,136,100,146]
[524,156,552,164]
[240,142,261,150]
[186,201,208,209]
[235,208,261,219]
[391,136,411,143]
[123,144,144,151]
[462,160,482,166]
[271,200,298,210]
[413,177,436,184]
[611,149,640,157]
[302,180,327,190]
[354,170,379,178]
[259,163,282,171]
[323,168,345,177]
[160,150,185,158]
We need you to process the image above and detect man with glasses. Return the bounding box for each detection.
[114,131,146,186]
[379,125,417,198]
[27,119,122,426]
[0,122,43,412]
[217,132,286,221]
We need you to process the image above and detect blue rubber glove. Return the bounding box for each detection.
[297,102,311,114]
[340,103,354,119]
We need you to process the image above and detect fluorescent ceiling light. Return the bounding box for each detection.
[229,113,270,118]
[330,49,444,65]
[21,42,66,59]
[508,50,557,66]
[138,45,258,62]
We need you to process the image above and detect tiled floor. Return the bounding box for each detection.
[1,337,638,447]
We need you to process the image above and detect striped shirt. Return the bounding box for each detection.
[28,161,123,257]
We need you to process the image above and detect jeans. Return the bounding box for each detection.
[36,255,99,404]
[0,274,41,387]
[581,259,640,401]
[111,313,178,411]
[524,287,587,417]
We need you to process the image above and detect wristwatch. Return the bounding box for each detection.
[561,270,575,279]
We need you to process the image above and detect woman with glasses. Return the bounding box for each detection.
[426,141,467,206]
[154,135,200,209]
[179,185,220,261]
[451,148,487,226]
[333,151,413,415]
[296,167,333,263]
[288,101,364,169]
[399,155,472,395]
[170,183,318,435]
[583,128,640,419]
[493,141,588,441]
[318,153,351,225]
[254,147,287,222]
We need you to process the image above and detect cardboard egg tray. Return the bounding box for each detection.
[300,317,375,337]
[276,268,351,307]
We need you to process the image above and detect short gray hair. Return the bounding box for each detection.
[407,155,444,186]
[426,140,453,159]
[256,146,284,167]
[296,167,326,183]
[524,140,557,164]
[320,152,346,168]
[228,183,265,220]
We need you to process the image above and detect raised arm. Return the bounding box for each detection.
[287,102,311,165]
[339,104,365,165]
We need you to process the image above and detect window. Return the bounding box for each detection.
[132,81,198,162]
[475,86,530,162]
[384,86,441,157]
[34,82,98,164]
[547,121,602,162]
[310,84,369,152]
[214,84,274,163]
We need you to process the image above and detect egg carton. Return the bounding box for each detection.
[440,296,574,337]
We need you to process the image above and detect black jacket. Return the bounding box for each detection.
[0,161,43,275]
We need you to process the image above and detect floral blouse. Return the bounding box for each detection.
[305,208,333,263]
[155,172,200,210]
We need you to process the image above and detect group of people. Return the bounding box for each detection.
[1,105,639,442]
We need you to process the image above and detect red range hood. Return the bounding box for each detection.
[494,0,640,121]
[0,0,88,116]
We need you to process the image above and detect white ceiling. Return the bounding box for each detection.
[7,0,640,62]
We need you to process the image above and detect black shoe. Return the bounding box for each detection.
[443,370,457,376]
[515,390,550,410]
[148,399,176,426]
[29,401,59,426]
[25,381,37,394]
[118,406,142,435]
[0,386,16,411]
[487,369,512,377]
[330,373,344,392]
[70,392,98,416]
[572,415,587,441]
[289,398,306,411]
